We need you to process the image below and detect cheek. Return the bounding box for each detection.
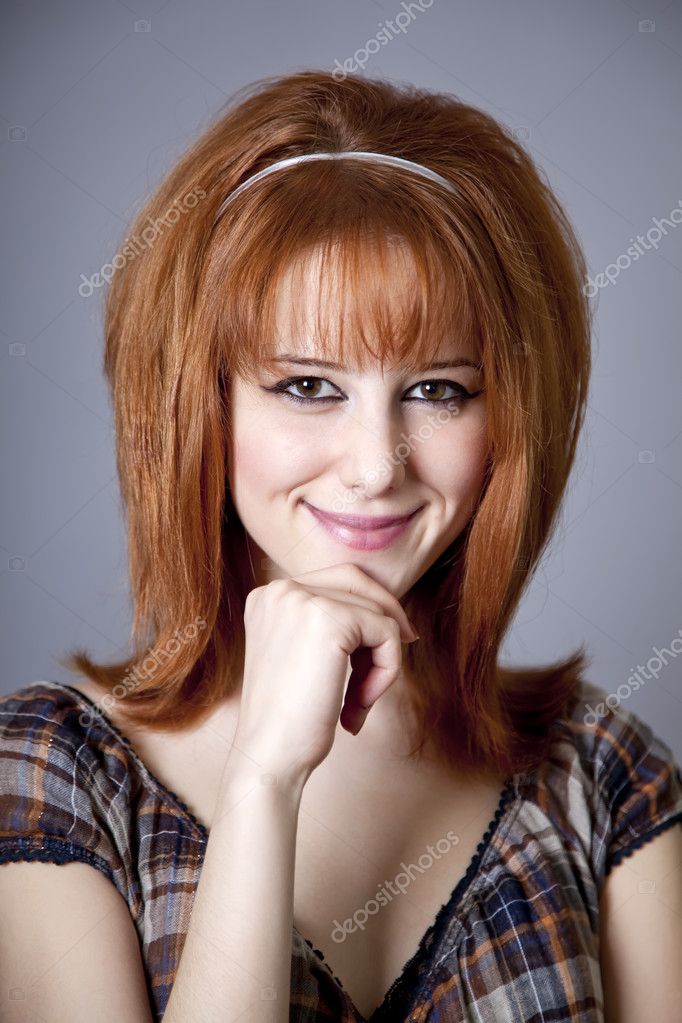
[412,414,489,496]
[229,411,323,498]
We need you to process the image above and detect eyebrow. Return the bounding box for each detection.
[269,354,483,372]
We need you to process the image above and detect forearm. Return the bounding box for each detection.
[164,751,306,1023]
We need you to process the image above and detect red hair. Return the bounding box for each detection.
[62,69,593,777]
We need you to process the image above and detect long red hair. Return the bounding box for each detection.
[61,70,593,777]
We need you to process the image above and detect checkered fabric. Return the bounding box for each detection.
[1,679,681,1021]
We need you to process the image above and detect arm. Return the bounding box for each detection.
[0,735,306,1023]
[599,823,682,1023]
[0,859,154,1023]
[165,564,414,1021]
[163,747,308,1023]
[1,566,410,1021]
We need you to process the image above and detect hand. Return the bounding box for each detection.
[233,563,419,784]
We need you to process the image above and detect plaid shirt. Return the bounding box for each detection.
[1,679,681,1022]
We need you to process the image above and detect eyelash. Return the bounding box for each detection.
[264,376,483,408]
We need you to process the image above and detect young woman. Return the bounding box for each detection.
[1,70,681,1023]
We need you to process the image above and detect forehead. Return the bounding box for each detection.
[267,240,479,372]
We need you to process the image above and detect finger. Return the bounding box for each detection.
[290,564,417,640]
[339,647,376,734]
[299,585,416,643]
[330,605,402,728]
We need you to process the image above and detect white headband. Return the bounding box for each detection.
[213,150,457,223]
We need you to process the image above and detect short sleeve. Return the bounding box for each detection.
[0,682,137,913]
[581,683,682,877]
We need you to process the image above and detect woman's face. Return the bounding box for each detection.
[227,248,490,600]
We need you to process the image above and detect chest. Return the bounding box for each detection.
[72,683,507,1018]
[292,769,506,1020]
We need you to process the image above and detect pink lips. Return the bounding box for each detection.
[303,501,422,551]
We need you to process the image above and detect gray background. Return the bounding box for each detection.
[1,0,681,761]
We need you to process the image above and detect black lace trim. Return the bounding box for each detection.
[0,835,115,881]
[36,683,522,1022]
[604,812,682,875]
[298,934,361,1015]
[37,682,210,842]
[297,774,520,1023]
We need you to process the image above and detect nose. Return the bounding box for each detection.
[334,401,408,502]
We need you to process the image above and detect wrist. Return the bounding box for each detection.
[215,742,310,809]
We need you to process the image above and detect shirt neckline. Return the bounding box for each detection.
[35,680,521,1021]
[36,680,212,841]
[295,773,519,1023]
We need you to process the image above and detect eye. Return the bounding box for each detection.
[261,376,483,407]
[268,376,342,403]
[403,380,480,404]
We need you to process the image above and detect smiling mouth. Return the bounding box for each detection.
[302,502,422,529]
[302,501,423,551]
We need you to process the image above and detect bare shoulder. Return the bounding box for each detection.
[600,822,682,1023]
[0,858,154,1022]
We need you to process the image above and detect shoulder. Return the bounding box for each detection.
[0,680,139,908]
[545,678,682,883]
[0,679,133,800]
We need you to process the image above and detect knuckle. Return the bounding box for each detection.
[245,578,295,620]
[341,562,366,588]
[268,577,292,595]
[243,587,260,616]
[267,577,297,604]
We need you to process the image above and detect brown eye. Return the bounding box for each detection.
[263,376,343,405]
[404,379,477,404]
[292,378,323,398]
[418,381,448,400]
